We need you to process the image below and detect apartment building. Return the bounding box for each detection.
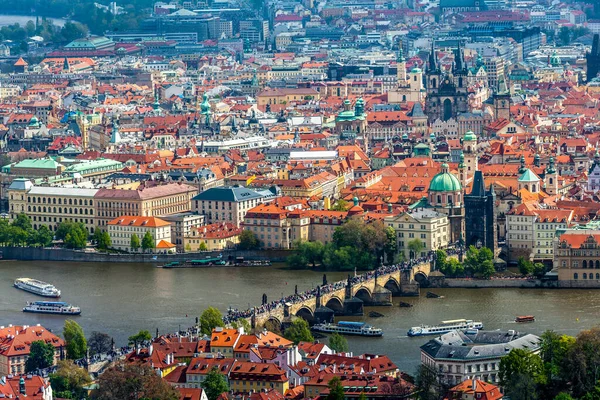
[555,231,600,287]
[385,208,450,259]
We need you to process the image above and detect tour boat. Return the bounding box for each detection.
[311,321,383,337]
[14,278,61,297]
[407,319,483,337]
[23,301,81,315]
[515,315,535,323]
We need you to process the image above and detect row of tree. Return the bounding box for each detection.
[436,246,496,279]
[287,219,396,271]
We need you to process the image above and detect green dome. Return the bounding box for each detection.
[464,130,477,141]
[429,165,462,192]
[402,133,408,140]
[411,67,422,73]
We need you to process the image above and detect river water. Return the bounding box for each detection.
[1,261,599,374]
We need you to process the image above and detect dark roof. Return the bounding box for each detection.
[192,186,268,202]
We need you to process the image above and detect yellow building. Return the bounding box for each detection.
[228,361,289,394]
[7,178,99,233]
[385,208,450,259]
[183,222,241,251]
[256,88,320,106]
[95,183,197,227]
[555,231,600,288]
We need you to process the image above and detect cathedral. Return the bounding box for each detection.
[425,42,469,122]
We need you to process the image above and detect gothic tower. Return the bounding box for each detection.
[494,76,511,121]
[465,171,497,252]
[462,130,478,184]
[544,156,558,195]
[397,45,407,84]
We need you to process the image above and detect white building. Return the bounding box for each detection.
[420,330,541,386]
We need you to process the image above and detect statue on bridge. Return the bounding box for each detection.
[295,285,298,295]
[323,274,327,286]
[262,293,267,305]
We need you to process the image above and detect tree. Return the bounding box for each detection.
[88,331,113,355]
[201,366,230,400]
[518,257,534,275]
[533,262,546,278]
[231,318,251,333]
[200,307,224,335]
[384,226,397,262]
[329,332,348,353]
[499,349,545,398]
[565,327,600,397]
[96,363,179,400]
[464,245,495,278]
[56,221,88,249]
[415,365,443,400]
[130,234,140,251]
[128,330,152,347]
[94,230,111,250]
[330,199,348,211]
[25,340,55,372]
[60,21,88,42]
[12,213,32,231]
[327,376,345,400]
[31,225,53,247]
[198,241,208,251]
[141,231,154,252]
[554,394,574,400]
[238,229,259,250]
[358,393,368,400]
[539,330,574,397]
[287,250,309,269]
[407,238,424,258]
[49,360,92,399]
[64,320,87,360]
[284,318,314,344]
[559,26,571,45]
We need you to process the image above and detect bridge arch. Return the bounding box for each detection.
[384,277,400,293]
[354,287,372,303]
[295,306,315,323]
[414,271,429,287]
[324,297,344,314]
[263,316,282,333]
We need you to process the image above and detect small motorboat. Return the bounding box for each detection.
[515,315,535,323]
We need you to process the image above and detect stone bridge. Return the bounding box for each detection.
[251,261,433,329]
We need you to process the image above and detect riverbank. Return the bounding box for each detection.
[0,246,292,263]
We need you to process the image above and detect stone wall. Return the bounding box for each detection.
[441,278,560,289]
[0,247,293,263]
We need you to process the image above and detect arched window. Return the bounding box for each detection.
[448,195,452,204]
[53,198,56,204]
[69,199,72,205]
[53,207,56,213]
[591,274,594,280]
[583,273,587,279]
[43,207,46,212]
[574,273,578,280]
[437,195,442,204]
[583,260,587,269]
[596,261,600,269]
[28,206,31,212]
[597,273,599,279]
[402,95,406,102]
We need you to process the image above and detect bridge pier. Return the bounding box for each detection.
[343,297,364,316]
[369,284,393,306]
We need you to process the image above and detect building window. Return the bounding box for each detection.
[574,273,578,280]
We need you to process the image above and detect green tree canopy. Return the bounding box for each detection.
[32,225,53,247]
[26,340,55,372]
[407,238,424,257]
[141,231,154,252]
[130,233,140,251]
[499,348,545,399]
[200,307,224,335]
[238,229,259,250]
[56,221,88,249]
[284,318,314,345]
[128,330,152,347]
[201,366,230,400]
[464,245,495,278]
[330,199,349,211]
[329,332,348,353]
[64,320,87,360]
[518,257,534,275]
[49,359,92,399]
[198,241,208,251]
[327,376,345,400]
[565,327,600,397]
[96,363,179,400]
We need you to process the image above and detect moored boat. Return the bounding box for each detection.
[311,321,383,337]
[408,319,483,337]
[14,278,61,297]
[23,301,81,315]
[515,315,535,323]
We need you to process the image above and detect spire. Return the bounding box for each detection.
[454,42,463,72]
[459,152,465,168]
[397,44,405,63]
[498,75,509,94]
[546,156,556,174]
[470,170,486,197]
[63,57,69,72]
[519,155,526,174]
[488,182,495,196]
[429,40,438,72]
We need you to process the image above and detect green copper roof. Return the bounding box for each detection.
[518,168,539,182]
[13,158,62,170]
[429,166,462,192]
[464,130,477,141]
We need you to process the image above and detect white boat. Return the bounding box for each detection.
[23,301,81,315]
[408,319,483,337]
[14,278,61,297]
[311,321,383,337]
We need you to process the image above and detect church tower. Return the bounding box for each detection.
[494,76,511,121]
[397,45,407,84]
[465,171,497,252]
[545,157,558,195]
[462,130,477,184]
[586,34,600,82]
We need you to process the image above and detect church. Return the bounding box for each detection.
[388,45,426,104]
[425,42,469,122]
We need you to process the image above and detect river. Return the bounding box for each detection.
[1,261,599,374]
[0,15,66,27]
